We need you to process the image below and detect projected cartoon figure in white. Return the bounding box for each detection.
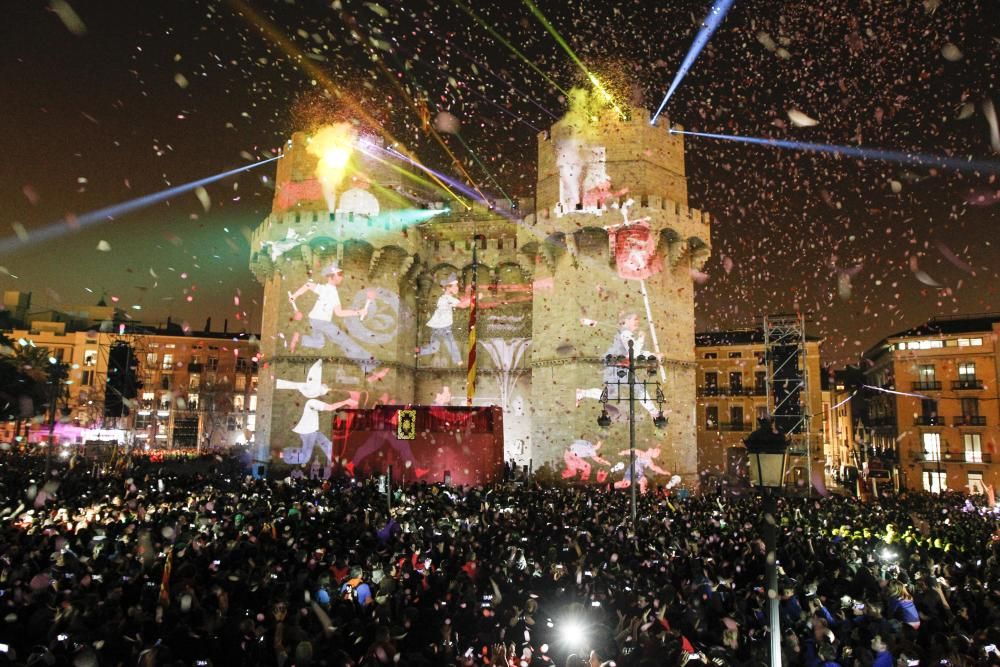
[415,273,471,366]
[561,439,610,481]
[613,446,669,494]
[276,360,359,465]
[576,312,659,415]
[288,262,376,371]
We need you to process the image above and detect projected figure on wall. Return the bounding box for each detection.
[561,439,610,481]
[276,360,360,465]
[288,262,376,371]
[576,312,659,415]
[415,274,471,366]
[613,446,669,494]
[345,417,428,480]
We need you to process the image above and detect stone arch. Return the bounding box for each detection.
[574,226,609,258]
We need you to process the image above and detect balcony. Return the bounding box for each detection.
[952,379,984,390]
[954,415,987,427]
[698,386,764,398]
[912,381,941,391]
[718,421,751,432]
[911,451,992,464]
[914,416,945,426]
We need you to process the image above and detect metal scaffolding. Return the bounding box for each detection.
[763,313,811,495]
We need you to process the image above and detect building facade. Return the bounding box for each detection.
[1,321,259,451]
[694,330,823,487]
[249,100,712,487]
[862,314,1000,494]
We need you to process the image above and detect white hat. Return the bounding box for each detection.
[440,273,458,286]
[321,263,343,277]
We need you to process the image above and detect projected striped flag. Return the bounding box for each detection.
[466,244,478,405]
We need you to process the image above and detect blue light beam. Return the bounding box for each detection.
[0,154,283,255]
[650,0,736,126]
[669,128,1000,174]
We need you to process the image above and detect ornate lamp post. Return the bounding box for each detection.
[597,338,667,526]
[744,419,790,667]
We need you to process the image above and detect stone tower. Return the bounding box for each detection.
[248,132,533,475]
[249,103,710,488]
[522,105,710,487]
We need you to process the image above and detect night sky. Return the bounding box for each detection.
[1,0,998,363]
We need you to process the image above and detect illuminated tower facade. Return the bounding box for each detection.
[250,103,710,488]
[523,105,711,487]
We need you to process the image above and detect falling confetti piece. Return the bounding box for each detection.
[96,240,111,251]
[983,99,1000,153]
[174,73,189,89]
[11,222,28,242]
[941,43,963,61]
[787,109,819,127]
[194,186,211,212]
[49,0,86,35]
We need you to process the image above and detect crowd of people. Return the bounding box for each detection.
[1,451,999,667]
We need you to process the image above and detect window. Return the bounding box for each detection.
[705,406,718,429]
[961,397,979,418]
[730,406,744,429]
[964,433,982,463]
[754,371,767,394]
[146,352,158,366]
[920,398,938,420]
[958,362,976,380]
[754,352,765,365]
[233,394,245,411]
[968,472,985,495]
[729,372,743,392]
[187,393,199,411]
[702,352,717,359]
[957,338,983,347]
[922,471,947,494]
[917,365,936,384]
[189,373,200,390]
[728,352,742,359]
[922,432,942,462]
[162,353,174,370]
[909,340,943,350]
[190,354,202,366]
[81,370,94,386]
[83,350,97,366]
[246,414,256,432]
[236,357,250,372]
[160,375,170,390]
[207,357,219,371]
[755,405,768,424]
[249,395,257,412]
[235,374,247,391]
[159,396,171,412]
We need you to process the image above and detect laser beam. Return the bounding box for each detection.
[522,0,626,119]
[0,154,282,255]
[669,128,1000,174]
[650,0,736,126]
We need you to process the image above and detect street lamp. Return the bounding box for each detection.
[744,418,789,667]
[597,338,667,526]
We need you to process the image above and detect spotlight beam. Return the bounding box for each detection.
[650,0,736,126]
[669,128,1000,174]
[0,154,282,255]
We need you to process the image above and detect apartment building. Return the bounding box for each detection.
[862,313,1000,494]
[1,319,259,451]
[695,330,823,485]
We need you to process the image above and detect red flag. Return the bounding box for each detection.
[466,245,478,405]
[159,547,173,605]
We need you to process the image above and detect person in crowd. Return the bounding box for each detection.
[1,449,999,667]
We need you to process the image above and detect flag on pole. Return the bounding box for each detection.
[466,244,478,405]
[159,546,173,605]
